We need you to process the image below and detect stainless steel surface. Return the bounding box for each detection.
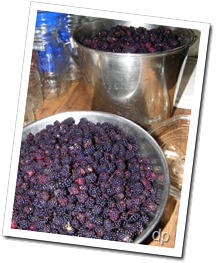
[72,19,195,129]
[22,110,170,243]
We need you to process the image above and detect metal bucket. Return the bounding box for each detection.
[72,19,195,128]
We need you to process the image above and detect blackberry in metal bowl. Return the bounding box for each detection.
[11,111,169,243]
[77,24,187,54]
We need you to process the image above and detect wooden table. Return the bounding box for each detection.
[34,78,191,248]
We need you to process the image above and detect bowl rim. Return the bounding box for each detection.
[148,114,190,135]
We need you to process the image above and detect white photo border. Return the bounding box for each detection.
[2,1,210,258]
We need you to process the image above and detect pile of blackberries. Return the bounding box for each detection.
[12,117,159,242]
[78,24,185,54]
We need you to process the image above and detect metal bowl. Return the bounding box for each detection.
[22,110,169,243]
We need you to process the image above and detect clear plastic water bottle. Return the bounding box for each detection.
[24,67,43,125]
[28,67,43,110]
[57,14,83,81]
[33,25,71,100]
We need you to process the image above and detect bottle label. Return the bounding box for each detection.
[33,43,46,51]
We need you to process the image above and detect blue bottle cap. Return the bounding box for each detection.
[36,11,63,27]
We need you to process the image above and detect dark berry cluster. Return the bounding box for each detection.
[12,117,159,242]
[78,25,185,54]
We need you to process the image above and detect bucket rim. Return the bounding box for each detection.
[73,18,195,57]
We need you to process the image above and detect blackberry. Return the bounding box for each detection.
[106,163,115,174]
[128,212,141,223]
[76,192,88,203]
[111,144,120,154]
[145,170,157,182]
[57,196,68,207]
[117,146,127,159]
[114,193,125,201]
[104,219,114,231]
[79,183,89,192]
[67,193,76,202]
[62,213,72,223]
[34,199,46,209]
[47,197,58,208]
[83,138,93,148]
[102,232,116,241]
[115,159,126,170]
[84,220,95,230]
[53,216,63,226]
[84,231,98,239]
[95,142,103,151]
[77,227,86,237]
[135,221,144,235]
[29,224,36,231]
[90,215,103,226]
[85,210,93,220]
[85,197,95,209]
[35,220,47,230]
[92,204,103,215]
[102,207,110,219]
[39,191,50,201]
[88,184,101,197]
[146,200,158,213]
[110,175,123,186]
[140,213,150,226]
[83,145,95,155]
[85,173,97,184]
[128,172,140,182]
[65,202,76,212]
[23,205,34,215]
[106,187,115,197]
[50,223,60,234]
[85,155,94,164]
[55,205,66,216]
[93,150,103,160]
[98,172,109,182]
[75,203,85,213]
[29,215,39,223]
[114,185,125,195]
[19,220,29,229]
[116,201,126,212]
[117,229,133,243]
[95,196,107,207]
[54,188,66,198]
[140,177,152,191]
[76,213,86,224]
[94,226,104,238]
[11,219,18,229]
[109,208,120,222]
[71,219,80,230]
[113,219,122,229]
[124,223,138,234]
[102,142,112,152]
[75,177,85,186]
[68,184,79,195]
[129,182,144,195]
